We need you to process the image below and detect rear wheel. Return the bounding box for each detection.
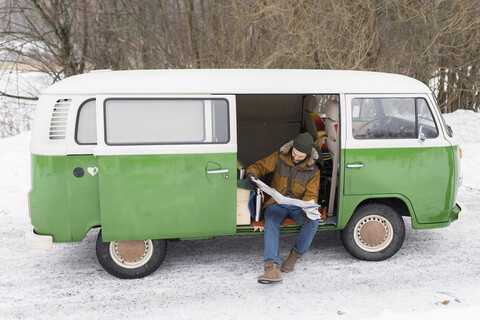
[340,203,405,261]
[95,229,167,279]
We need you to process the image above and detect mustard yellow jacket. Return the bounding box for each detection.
[246,140,320,209]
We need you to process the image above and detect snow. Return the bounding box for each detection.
[444,110,480,190]
[1,108,480,319]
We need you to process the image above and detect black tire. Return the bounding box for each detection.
[95,229,167,279]
[340,203,405,261]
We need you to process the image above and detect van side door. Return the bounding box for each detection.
[94,95,237,241]
[343,94,455,225]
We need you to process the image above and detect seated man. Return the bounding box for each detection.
[245,133,320,284]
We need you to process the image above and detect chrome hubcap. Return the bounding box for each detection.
[353,215,393,252]
[109,239,153,268]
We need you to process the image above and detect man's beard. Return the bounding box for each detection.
[292,154,306,165]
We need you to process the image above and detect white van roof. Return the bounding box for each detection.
[42,69,431,95]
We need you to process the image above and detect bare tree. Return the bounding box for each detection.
[2,0,480,137]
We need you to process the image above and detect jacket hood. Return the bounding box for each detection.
[279,140,319,167]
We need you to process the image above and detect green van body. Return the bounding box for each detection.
[30,144,461,242]
[26,69,462,277]
[30,153,238,242]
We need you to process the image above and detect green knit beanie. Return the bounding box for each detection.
[293,133,314,154]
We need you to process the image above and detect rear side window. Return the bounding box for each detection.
[351,98,438,139]
[75,99,97,145]
[104,98,229,145]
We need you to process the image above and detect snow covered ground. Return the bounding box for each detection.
[1,110,480,320]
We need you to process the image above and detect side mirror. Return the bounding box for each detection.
[447,125,453,137]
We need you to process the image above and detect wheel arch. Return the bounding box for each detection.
[72,223,101,242]
[340,194,416,229]
[340,202,406,260]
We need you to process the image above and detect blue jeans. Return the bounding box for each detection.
[263,203,319,265]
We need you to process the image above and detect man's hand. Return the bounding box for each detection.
[300,210,313,225]
[243,172,257,189]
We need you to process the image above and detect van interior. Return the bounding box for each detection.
[235,94,339,228]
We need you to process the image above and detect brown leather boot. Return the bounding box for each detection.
[257,261,282,284]
[280,249,302,272]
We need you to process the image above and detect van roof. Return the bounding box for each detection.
[43,69,431,95]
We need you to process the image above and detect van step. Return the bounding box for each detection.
[322,216,337,225]
[236,216,337,234]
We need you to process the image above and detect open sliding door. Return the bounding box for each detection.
[94,95,237,241]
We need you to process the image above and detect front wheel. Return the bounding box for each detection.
[340,203,405,261]
[95,229,167,279]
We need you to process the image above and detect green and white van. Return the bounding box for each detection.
[26,69,462,279]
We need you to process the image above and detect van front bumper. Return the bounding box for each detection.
[411,203,462,229]
[25,224,53,250]
[451,203,461,221]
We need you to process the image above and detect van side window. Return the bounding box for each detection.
[212,100,229,143]
[104,98,229,145]
[352,98,438,139]
[75,99,97,144]
[352,99,377,118]
[417,98,439,138]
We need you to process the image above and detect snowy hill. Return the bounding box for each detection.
[1,110,480,319]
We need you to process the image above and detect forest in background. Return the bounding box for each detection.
[1,0,480,136]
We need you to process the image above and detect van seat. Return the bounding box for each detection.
[303,95,321,140]
[252,217,298,230]
[325,100,339,157]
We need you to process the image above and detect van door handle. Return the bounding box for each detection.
[346,163,365,168]
[207,169,229,174]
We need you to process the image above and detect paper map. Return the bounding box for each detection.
[251,178,322,220]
